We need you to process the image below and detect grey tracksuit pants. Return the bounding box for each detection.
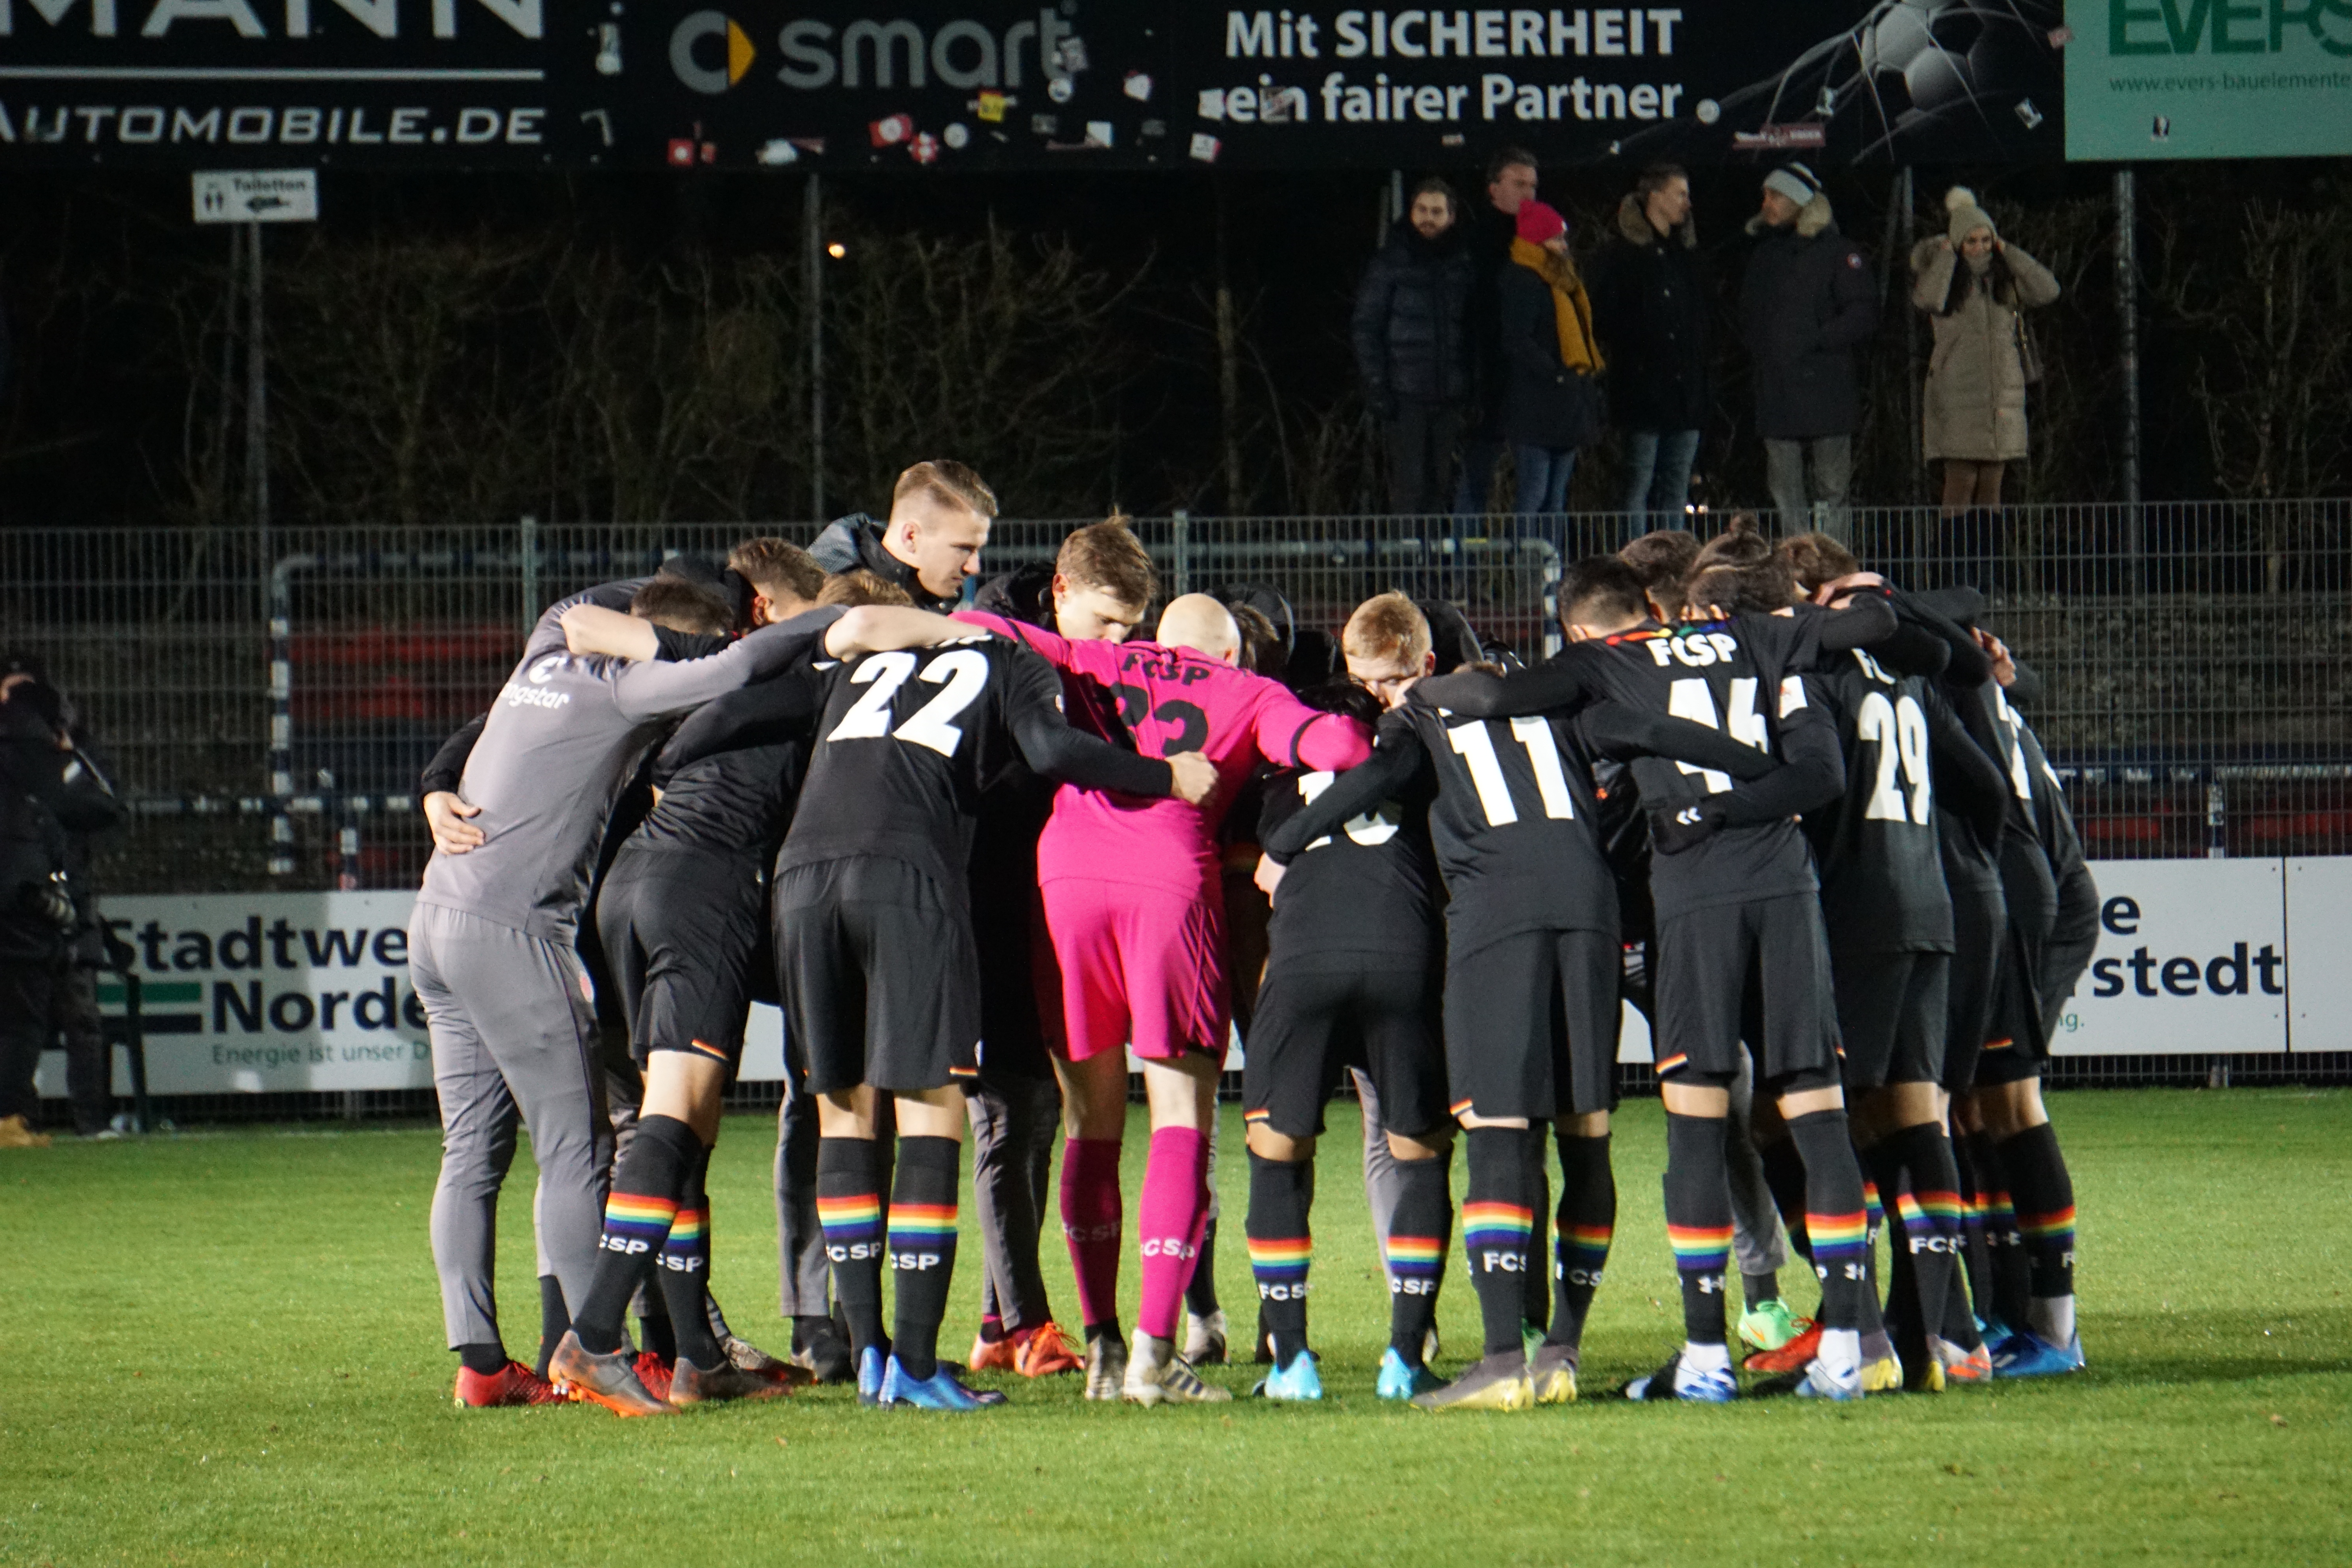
[411,902,613,1351]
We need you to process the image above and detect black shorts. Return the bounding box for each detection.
[595,847,766,1069]
[774,857,980,1096]
[1831,949,1950,1091]
[1941,881,2006,1093]
[1441,927,1618,1122]
[971,884,1056,1083]
[1652,893,1838,1088]
[1243,955,1446,1141]
[1973,929,2049,1087]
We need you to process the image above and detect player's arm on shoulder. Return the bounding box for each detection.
[951,608,1071,665]
[1259,687,1373,771]
[1577,700,1775,780]
[1813,593,1897,654]
[530,578,650,657]
[611,606,845,720]
[1716,684,1844,825]
[653,670,820,786]
[561,603,660,662]
[1007,694,1199,803]
[1412,655,1593,720]
[1260,720,1424,862]
[825,605,968,658]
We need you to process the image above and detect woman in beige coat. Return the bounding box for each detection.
[1912,186,2060,513]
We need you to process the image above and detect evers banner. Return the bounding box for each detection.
[0,1,2067,171]
[2064,0,2352,159]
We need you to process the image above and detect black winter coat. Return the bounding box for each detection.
[1351,219,1474,410]
[1737,194,1878,440]
[1586,193,1710,433]
[1497,263,1604,452]
[1463,202,1520,430]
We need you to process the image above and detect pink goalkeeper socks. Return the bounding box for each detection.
[1060,1137,1124,1331]
[1135,1126,1210,1341]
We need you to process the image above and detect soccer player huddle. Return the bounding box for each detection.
[411,458,2093,1416]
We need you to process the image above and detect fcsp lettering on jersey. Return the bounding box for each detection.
[1645,633,1740,668]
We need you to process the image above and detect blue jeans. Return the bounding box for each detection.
[1620,428,1700,532]
[1511,444,1577,519]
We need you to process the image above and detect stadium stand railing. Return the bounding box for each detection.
[5,501,2345,1121]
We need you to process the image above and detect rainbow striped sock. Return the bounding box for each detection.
[1462,1201,1535,1254]
[817,1192,883,1252]
[1560,1222,1613,1283]
[599,1191,679,1256]
[1667,1222,1733,1276]
[1807,1209,1870,1269]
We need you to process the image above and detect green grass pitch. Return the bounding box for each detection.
[4,1090,2348,1566]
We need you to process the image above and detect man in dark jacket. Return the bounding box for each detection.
[1454,145,1539,520]
[0,665,71,1149]
[48,704,123,1138]
[1738,162,1877,542]
[1352,178,1474,516]
[807,459,995,611]
[1587,164,1709,537]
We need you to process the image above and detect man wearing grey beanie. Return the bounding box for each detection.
[1739,162,1878,541]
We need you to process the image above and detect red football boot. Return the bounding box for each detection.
[453,1360,567,1408]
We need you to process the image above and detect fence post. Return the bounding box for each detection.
[2205,773,2227,859]
[2114,168,2143,592]
[519,514,539,631]
[1171,509,1192,599]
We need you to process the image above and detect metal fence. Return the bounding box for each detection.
[5,501,2347,1120]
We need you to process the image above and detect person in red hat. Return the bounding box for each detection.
[1496,200,1606,520]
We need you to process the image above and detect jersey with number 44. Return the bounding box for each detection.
[777,635,1065,901]
[1577,613,1831,921]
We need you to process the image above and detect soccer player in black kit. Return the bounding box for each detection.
[657,608,1216,1410]
[1419,534,1890,1401]
[1270,593,1784,1410]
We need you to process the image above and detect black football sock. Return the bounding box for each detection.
[1743,1270,1781,1307]
[1757,1134,1815,1267]
[887,1136,962,1381]
[1885,1123,1976,1352]
[658,1146,723,1368]
[1955,1132,1996,1325]
[1463,1127,1537,1357]
[1522,1130,1552,1332]
[1544,1131,1613,1355]
[1857,1177,1893,1357]
[1967,1129,2032,1333]
[1245,1152,1314,1364]
[1786,1110,1870,1333]
[637,1312,677,1363]
[458,1342,508,1377]
[1186,1216,1223,1318]
[573,1113,698,1356]
[1863,1145,1924,1359]
[1998,1121,2077,1342]
[817,1135,887,1360]
[533,1275,568,1379]
[1664,1112,1733,1346]
[1385,1153,1451,1360]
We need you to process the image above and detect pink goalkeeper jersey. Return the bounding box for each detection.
[955,611,1372,895]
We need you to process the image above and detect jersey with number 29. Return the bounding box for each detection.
[1807,649,1955,955]
[777,635,1065,902]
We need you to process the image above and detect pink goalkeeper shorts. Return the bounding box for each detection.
[1038,877,1231,1064]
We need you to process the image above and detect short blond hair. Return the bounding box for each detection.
[818,569,915,608]
[1343,592,1432,669]
[894,459,999,521]
[1055,515,1157,609]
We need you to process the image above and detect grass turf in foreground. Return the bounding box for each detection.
[1,1089,2347,1566]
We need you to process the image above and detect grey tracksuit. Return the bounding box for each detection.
[411,592,840,1350]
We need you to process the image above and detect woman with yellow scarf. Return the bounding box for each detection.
[1495,200,1606,520]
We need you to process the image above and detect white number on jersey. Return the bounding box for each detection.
[1296,771,1403,848]
[824,648,991,757]
[1666,676,1769,794]
[1446,717,1575,828]
[1855,691,1933,824]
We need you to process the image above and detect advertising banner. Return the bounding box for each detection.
[2063,0,2352,160]
[0,1,2068,172]
[32,857,2342,1099]
[2051,858,2288,1055]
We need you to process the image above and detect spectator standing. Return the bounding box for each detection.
[1352,178,1475,515]
[47,697,123,1138]
[1455,146,1540,519]
[1587,163,1710,535]
[0,664,70,1150]
[1739,162,1877,541]
[1911,186,2061,515]
[1497,200,1605,520]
